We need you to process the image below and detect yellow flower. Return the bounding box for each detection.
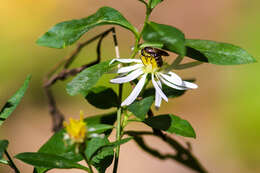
[63,111,87,143]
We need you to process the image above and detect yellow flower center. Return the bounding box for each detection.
[63,111,87,143]
[141,55,158,73]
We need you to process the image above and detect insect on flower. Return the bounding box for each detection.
[110,47,198,108]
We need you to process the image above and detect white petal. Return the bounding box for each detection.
[183,81,198,89]
[158,75,187,90]
[155,80,162,109]
[121,74,147,106]
[159,72,182,86]
[110,58,142,65]
[110,69,144,84]
[117,64,143,74]
[152,74,168,102]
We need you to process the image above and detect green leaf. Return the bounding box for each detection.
[142,21,186,56]
[0,140,8,159]
[85,86,119,109]
[144,114,196,138]
[85,137,110,160]
[66,60,116,96]
[85,137,113,173]
[85,112,117,125]
[15,152,89,171]
[35,130,82,173]
[37,7,138,48]
[92,147,114,173]
[139,42,164,49]
[35,112,116,173]
[150,0,163,9]
[88,124,114,134]
[84,111,117,136]
[86,137,132,160]
[127,96,154,120]
[185,39,257,65]
[0,75,31,126]
[143,85,187,98]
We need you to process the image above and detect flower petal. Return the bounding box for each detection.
[110,69,144,84]
[121,74,147,106]
[152,74,168,102]
[110,58,142,65]
[155,80,162,109]
[159,72,182,86]
[117,64,143,74]
[183,81,198,89]
[158,75,187,90]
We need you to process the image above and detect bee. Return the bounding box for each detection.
[141,47,169,67]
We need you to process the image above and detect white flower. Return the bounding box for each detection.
[110,58,198,108]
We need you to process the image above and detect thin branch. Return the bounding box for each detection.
[125,131,207,173]
[4,150,20,173]
[43,27,115,132]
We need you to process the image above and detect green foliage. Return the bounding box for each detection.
[149,0,164,9]
[66,60,116,96]
[85,86,119,109]
[85,112,117,136]
[186,39,257,65]
[86,137,132,161]
[35,130,82,173]
[91,146,114,173]
[0,140,8,159]
[142,21,186,56]
[37,7,138,48]
[143,85,187,98]
[139,42,163,49]
[15,152,89,171]
[127,96,154,120]
[145,114,196,138]
[0,75,31,126]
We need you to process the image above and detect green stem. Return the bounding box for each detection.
[80,151,93,173]
[4,150,20,173]
[130,4,152,59]
[113,84,123,173]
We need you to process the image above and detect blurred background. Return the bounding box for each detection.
[0,0,260,172]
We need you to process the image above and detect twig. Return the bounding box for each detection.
[4,150,20,173]
[43,28,115,132]
[125,131,207,173]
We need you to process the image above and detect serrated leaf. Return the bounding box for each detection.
[0,140,8,159]
[66,60,116,96]
[142,21,186,56]
[85,86,119,109]
[145,114,196,138]
[37,7,138,48]
[15,152,89,171]
[0,75,31,126]
[185,39,257,65]
[127,96,154,120]
[150,0,163,9]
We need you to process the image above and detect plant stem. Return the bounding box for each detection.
[130,3,152,59]
[82,154,94,173]
[4,150,20,173]
[113,84,123,173]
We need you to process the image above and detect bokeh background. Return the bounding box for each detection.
[0,0,260,172]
